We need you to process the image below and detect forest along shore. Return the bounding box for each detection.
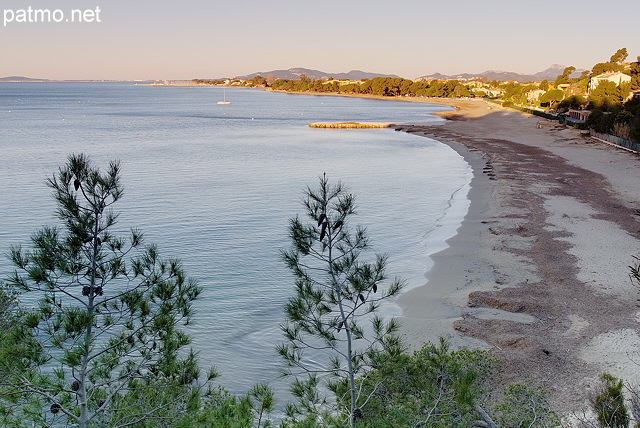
[394,97,640,415]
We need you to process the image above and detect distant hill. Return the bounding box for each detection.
[235,65,582,83]
[530,64,568,80]
[416,64,582,82]
[0,76,49,82]
[235,68,400,81]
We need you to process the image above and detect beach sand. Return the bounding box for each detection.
[392,98,640,417]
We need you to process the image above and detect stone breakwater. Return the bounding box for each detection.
[308,121,393,129]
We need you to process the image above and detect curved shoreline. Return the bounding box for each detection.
[392,98,640,416]
[395,126,498,349]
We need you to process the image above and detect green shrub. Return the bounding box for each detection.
[592,373,629,428]
[493,382,559,427]
[351,338,494,427]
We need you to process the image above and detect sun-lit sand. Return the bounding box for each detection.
[389,97,640,417]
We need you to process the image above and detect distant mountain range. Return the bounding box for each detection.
[236,65,575,82]
[2,65,579,84]
[235,68,400,81]
[416,64,579,82]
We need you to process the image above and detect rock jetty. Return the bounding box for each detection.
[308,122,393,129]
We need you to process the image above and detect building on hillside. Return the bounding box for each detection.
[526,89,546,103]
[323,79,362,86]
[483,88,506,97]
[465,80,486,88]
[589,72,631,93]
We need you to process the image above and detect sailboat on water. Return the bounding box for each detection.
[217,87,231,105]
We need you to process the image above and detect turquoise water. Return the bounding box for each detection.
[0,83,470,394]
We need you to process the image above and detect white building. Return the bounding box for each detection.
[526,89,546,103]
[589,72,632,93]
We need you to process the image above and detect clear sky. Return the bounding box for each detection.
[1,0,639,80]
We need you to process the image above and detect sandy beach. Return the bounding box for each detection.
[392,98,640,417]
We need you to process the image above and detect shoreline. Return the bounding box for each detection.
[391,97,640,417]
[395,128,501,350]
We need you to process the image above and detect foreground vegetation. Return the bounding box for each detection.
[1,157,640,426]
[279,175,404,427]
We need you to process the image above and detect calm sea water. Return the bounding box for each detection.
[0,83,471,395]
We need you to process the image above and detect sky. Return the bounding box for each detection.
[1,0,639,80]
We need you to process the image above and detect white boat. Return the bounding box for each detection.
[217,88,230,105]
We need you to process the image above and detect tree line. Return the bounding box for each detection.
[271,76,476,98]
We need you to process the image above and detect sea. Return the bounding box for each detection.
[0,83,471,396]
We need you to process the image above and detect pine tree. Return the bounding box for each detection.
[1,154,215,427]
[278,174,404,427]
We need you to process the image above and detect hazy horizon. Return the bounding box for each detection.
[2,0,638,81]
[0,63,592,82]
